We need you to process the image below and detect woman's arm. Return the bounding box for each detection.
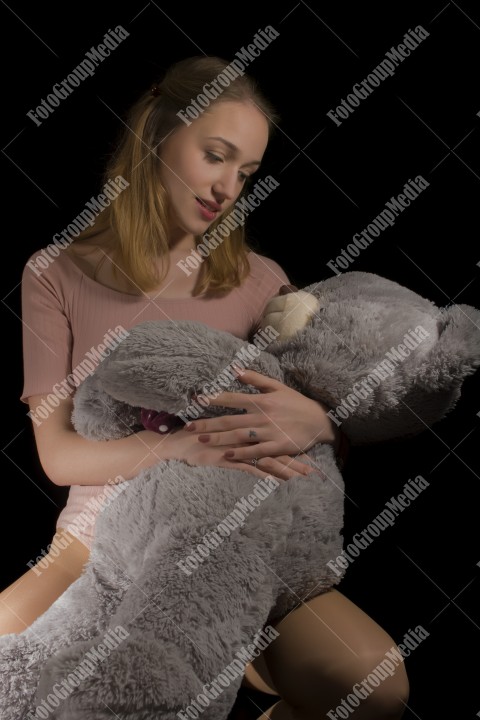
[28,394,172,486]
[28,393,313,486]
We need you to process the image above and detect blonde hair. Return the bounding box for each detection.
[70,56,279,296]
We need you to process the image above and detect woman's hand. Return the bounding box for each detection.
[143,426,314,481]
[185,369,340,464]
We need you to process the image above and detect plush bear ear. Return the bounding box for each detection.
[412,303,480,390]
[274,272,480,445]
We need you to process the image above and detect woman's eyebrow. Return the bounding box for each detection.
[206,136,262,166]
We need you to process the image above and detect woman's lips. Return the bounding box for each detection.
[195,197,219,220]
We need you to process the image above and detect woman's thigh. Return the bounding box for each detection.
[0,529,90,636]
[243,588,409,717]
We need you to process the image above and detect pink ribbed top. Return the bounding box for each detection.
[21,249,289,404]
[20,248,289,550]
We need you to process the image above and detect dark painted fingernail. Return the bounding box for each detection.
[198,434,210,443]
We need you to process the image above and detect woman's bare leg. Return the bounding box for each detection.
[0,529,90,636]
[242,588,409,720]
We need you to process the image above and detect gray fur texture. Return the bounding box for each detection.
[1,271,479,720]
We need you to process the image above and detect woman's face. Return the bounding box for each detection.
[158,100,270,243]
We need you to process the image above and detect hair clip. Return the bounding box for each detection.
[150,83,161,97]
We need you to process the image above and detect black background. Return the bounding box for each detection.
[1,1,479,718]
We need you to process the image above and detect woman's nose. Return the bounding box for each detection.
[213,169,238,201]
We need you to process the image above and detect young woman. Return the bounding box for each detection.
[0,56,409,719]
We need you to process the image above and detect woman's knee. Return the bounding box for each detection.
[282,647,409,720]
[332,647,409,719]
[0,532,90,636]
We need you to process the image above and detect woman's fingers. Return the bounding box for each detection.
[197,428,262,447]
[205,391,262,410]
[226,461,284,481]
[223,441,306,463]
[175,426,313,482]
[224,454,314,482]
[255,455,315,480]
[202,371,283,409]
[233,369,283,391]
[185,414,262,434]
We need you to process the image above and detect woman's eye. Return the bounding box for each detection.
[205,152,250,182]
[205,152,222,163]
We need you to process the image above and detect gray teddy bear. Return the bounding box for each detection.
[1,271,479,720]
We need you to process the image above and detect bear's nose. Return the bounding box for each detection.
[278,284,299,295]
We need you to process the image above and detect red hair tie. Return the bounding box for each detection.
[140,408,184,434]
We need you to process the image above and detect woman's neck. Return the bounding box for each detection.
[67,231,203,299]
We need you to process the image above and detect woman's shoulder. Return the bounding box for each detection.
[22,234,109,290]
[246,250,290,285]
[22,245,79,285]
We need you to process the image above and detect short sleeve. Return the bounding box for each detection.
[20,258,73,404]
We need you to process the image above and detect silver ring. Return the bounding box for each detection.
[251,458,258,467]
